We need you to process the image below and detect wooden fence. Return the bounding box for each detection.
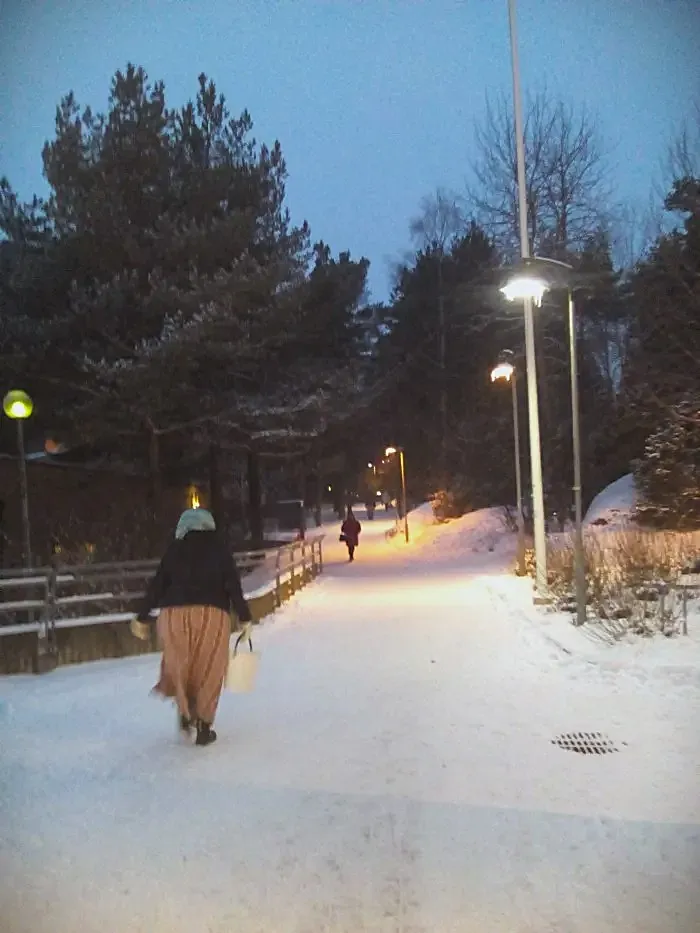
[0,536,324,674]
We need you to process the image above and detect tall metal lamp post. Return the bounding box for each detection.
[385,446,409,543]
[490,351,526,576]
[506,0,548,601]
[501,257,586,625]
[3,390,33,569]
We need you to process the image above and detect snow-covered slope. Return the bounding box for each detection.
[422,505,515,561]
[584,473,636,530]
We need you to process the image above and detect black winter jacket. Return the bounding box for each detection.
[137,531,252,623]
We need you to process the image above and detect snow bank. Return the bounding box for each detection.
[386,503,515,560]
[585,473,636,530]
[426,505,514,558]
[411,498,700,675]
[385,501,437,545]
[487,574,700,677]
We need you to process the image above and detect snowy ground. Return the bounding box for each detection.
[1,508,700,932]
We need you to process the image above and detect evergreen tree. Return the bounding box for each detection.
[634,396,700,529]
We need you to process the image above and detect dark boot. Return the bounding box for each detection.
[195,721,217,746]
[179,713,193,735]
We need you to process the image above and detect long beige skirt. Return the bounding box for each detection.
[152,605,230,724]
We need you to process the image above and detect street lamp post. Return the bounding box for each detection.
[3,390,33,569]
[506,0,549,600]
[491,352,526,576]
[501,257,586,625]
[385,447,409,543]
[567,289,586,626]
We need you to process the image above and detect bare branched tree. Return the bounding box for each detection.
[409,187,466,251]
[408,188,467,478]
[666,98,700,183]
[467,89,613,259]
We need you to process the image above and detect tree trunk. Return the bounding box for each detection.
[314,468,323,527]
[438,253,447,482]
[247,450,263,548]
[208,442,224,530]
[148,426,162,513]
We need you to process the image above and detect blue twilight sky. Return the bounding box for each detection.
[1,0,698,301]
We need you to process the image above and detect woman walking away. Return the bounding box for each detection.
[131,508,252,747]
[341,507,362,562]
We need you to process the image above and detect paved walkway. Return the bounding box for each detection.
[1,511,699,932]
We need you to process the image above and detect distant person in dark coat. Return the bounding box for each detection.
[131,508,252,747]
[340,507,362,562]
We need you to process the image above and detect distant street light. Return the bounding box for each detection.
[501,256,586,626]
[3,390,33,568]
[490,351,526,576]
[385,446,409,543]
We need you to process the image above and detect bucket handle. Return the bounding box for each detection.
[233,624,254,656]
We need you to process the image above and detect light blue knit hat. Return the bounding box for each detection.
[175,508,216,540]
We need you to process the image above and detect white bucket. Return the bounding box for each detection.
[225,648,260,693]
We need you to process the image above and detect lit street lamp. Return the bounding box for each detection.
[506,0,548,601]
[385,446,409,544]
[501,256,586,626]
[490,351,526,575]
[3,390,33,569]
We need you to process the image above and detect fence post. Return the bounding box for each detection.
[275,547,282,608]
[289,544,296,595]
[35,562,58,674]
[682,587,689,636]
[301,540,307,585]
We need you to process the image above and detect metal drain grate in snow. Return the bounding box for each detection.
[551,732,625,755]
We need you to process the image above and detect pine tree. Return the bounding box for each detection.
[634,397,700,529]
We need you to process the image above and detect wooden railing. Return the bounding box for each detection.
[0,536,324,673]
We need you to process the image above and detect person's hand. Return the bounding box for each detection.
[130,618,150,641]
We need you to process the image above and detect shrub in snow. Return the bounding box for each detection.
[431,479,473,523]
[633,398,700,530]
[542,529,700,638]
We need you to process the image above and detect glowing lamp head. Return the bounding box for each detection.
[491,362,515,383]
[3,390,33,420]
[500,276,548,307]
[385,446,398,456]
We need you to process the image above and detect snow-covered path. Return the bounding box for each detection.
[1,510,699,932]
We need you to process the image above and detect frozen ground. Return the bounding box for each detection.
[1,507,700,933]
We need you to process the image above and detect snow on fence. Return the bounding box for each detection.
[0,536,324,674]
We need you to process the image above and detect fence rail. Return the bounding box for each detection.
[0,536,324,673]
